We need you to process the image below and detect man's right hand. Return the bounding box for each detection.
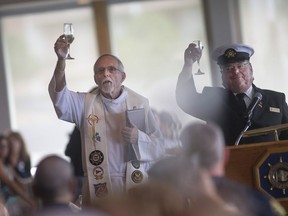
[54,34,68,60]
[184,43,203,66]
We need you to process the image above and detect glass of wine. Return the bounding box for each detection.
[192,40,204,75]
[63,23,74,60]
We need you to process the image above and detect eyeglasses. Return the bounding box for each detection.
[221,61,250,73]
[95,66,122,74]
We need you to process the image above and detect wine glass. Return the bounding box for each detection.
[63,23,74,60]
[192,40,204,75]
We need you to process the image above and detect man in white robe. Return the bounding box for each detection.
[49,35,164,206]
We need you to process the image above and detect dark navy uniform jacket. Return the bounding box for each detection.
[176,69,288,146]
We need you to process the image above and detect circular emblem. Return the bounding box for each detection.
[131,160,140,169]
[256,153,288,198]
[131,170,143,184]
[93,166,104,180]
[268,161,288,190]
[89,150,104,166]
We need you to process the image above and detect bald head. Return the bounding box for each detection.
[180,123,225,171]
[33,155,75,204]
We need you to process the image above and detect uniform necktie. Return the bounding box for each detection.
[236,93,247,114]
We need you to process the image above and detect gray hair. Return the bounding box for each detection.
[180,123,225,170]
[94,54,125,72]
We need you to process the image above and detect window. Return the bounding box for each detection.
[2,7,98,167]
[1,0,208,168]
[239,0,288,95]
[108,0,209,125]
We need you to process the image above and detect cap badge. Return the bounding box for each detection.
[224,49,237,58]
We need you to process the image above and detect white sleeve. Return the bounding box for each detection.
[48,76,85,127]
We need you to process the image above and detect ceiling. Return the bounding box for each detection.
[0,0,147,15]
[0,0,144,6]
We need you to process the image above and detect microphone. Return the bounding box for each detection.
[235,92,263,145]
[244,92,262,120]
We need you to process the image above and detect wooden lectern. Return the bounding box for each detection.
[226,124,288,210]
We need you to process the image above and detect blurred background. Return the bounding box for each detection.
[0,0,287,171]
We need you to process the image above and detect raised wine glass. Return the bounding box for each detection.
[192,40,204,75]
[63,23,74,60]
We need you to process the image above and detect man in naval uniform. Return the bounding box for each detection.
[176,43,288,145]
[50,35,164,206]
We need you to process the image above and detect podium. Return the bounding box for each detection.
[226,140,288,210]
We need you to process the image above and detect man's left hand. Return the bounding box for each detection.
[122,126,138,144]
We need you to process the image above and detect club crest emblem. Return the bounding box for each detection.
[131,170,143,184]
[267,159,288,191]
[89,150,104,166]
[255,151,288,199]
[93,166,104,180]
[94,183,108,198]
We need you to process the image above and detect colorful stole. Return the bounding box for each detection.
[84,92,111,204]
[83,88,147,204]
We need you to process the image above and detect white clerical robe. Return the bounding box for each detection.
[48,78,165,205]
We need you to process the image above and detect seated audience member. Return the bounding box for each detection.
[6,131,32,179]
[148,156,240,216]
[96,164,239,216]
[0,134,34,215]
[32,154,79,215]
[94,181,188,216]
[179,123,286,216]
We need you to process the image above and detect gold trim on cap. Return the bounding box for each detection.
[225,49,237,58]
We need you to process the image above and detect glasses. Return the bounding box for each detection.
[95,66,122,74]
[221,61,250,73]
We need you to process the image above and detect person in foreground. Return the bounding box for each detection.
[32,155,79,215]
[50,35,164,206]
[148,150,241,216]
[176,43,288,145]
[179,122,286,216]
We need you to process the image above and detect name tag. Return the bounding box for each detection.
[270,107,280,113]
